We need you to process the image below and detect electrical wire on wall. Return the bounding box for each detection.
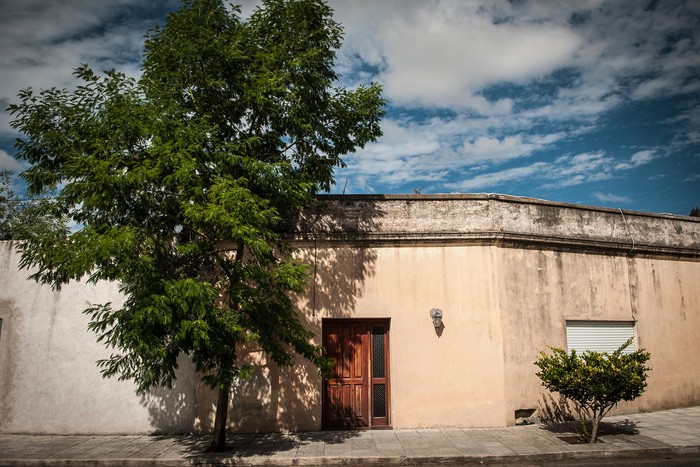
[312,232,318,317]
[311,202,320,318]
[619,208,639,327]
[619,208,636,257]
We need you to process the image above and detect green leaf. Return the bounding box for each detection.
[9,0,384,434]
[535,338,651,441]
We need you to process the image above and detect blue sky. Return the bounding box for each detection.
[1,0,699,215]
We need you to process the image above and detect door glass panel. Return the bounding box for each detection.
[373,384,386,418]
[371,326,385,378]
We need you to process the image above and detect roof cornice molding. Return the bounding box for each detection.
[286,195,700,259]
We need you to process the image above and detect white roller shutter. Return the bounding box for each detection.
[566,321,636,354]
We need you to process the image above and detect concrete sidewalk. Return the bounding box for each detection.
[1,406,699,466]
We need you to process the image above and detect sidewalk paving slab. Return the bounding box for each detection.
[1,406,699,466]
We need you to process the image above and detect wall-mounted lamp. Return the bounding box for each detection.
[429,308,443,329]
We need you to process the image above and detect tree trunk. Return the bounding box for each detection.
[589,414,601,443]
[207,382,231,452]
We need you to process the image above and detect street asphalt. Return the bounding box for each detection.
[0,406,698,466]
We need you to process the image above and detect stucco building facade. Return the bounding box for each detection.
[1,194,699,434]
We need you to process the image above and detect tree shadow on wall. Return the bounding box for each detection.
[294,196,384,322]
[144,197,386,450]
[220,198,385,435]
[140,355,200,434]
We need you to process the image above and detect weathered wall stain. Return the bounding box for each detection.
[2,195,699,434]
[0,299,20,429]
[627,258,640,319]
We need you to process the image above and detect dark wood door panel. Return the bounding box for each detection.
[326,383,367,427]
[323,319,390,429]
[324,321,368,428]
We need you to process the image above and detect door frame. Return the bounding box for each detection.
[322,318,391,430]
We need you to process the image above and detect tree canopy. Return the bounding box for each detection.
[0,170,64,241]
[0,170,21,240]
[8,0,384,451]
[535,338,651,443]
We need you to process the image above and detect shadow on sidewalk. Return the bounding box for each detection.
[170,430,362,459]
[540,419,639,444]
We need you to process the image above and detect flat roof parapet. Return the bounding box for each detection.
[289,194,700,258]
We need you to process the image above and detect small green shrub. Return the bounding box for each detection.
[535,338,651,443]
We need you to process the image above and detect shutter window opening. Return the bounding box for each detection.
[566,320,636,354]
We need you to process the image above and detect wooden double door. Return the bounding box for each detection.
[322,319,390,429]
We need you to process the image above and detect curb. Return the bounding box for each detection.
[2,446,699,467]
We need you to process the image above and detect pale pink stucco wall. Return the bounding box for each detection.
[497,249,700,425]
[279,243,700,430]
[2,195,699,434]
[302,245,508,428]
[0,241,199,434]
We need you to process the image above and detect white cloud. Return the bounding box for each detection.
[630,150,655,166]
[336,1,582,109]
[330,1,700,207]
[338,111,570,190]
[335,0,700,129]
[0,1,177,138]
[559,152,613,175]
[445,163,549,191]
[667,103,700,148]
[614,150,656,170]
[339,108,664,192]
[363,119,442,160]
[540,152,616,189]
[542,149,658,189]
[0,149,24,172]
[462,136,527,161]
[461,132,566,164]
[434,146,659,194]
[593,192,632,204]
[2,0,698,211]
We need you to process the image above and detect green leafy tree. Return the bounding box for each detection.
[535,338,651,443]
[8,0,383,451]
[690,206,700,217]
[0,170,18,240]
[0,170,65,240]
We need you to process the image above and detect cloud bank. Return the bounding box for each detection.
[1,0,698,213]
